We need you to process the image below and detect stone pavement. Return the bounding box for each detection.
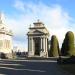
[0,59,74,75]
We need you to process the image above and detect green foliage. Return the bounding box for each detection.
[61,31,75,56]
[49,35,60,57]
[61,39,67,56]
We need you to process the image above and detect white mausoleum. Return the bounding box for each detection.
[0,13,13,58]
[27,20,49,57]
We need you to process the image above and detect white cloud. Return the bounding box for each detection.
[4,0,75,51]
[13,0,25,12]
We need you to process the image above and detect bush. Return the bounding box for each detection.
[49,35,60,57]
[61,31,75,56]
[0,53,7,59]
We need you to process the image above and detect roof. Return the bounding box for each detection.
[27,20,49,36]
[0,13,13,36]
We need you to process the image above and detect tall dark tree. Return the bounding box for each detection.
[49,35,60,57]
[61,31,75,56]
[61,39,67,56]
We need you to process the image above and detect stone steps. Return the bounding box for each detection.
[26,57,58,61]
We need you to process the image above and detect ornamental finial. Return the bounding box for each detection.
[37,19,40,22]
[0,12,5,24]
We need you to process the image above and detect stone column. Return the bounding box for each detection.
[43,37,45,52]
[45,38,47,52]
[28,37,29,52]
[28,37,34,56]
[0,40,2,48]
[3,40,5,49]
[41,38,42,50]
[28,37,30,51]
[28,37,30,56]
[31,37,33,52]
[46,38,48,57]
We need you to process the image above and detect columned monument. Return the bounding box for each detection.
[27,20,49,57]
[0,13,13,58]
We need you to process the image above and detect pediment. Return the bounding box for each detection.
[33,30,45,34]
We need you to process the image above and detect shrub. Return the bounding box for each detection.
[49,35,60,57]
[61,31,75,56]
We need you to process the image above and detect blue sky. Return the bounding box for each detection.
[0,0,75,51]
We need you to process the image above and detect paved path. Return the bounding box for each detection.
[0,59,74,75]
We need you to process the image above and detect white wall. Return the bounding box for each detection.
[0,34,13,53]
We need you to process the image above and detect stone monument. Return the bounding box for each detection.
[27,20,49,57]
[0,13,13,58]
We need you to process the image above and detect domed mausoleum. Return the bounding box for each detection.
[27,20,49,57]
[0,13,13,58]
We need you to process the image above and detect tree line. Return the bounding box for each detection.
[48,31,75,57]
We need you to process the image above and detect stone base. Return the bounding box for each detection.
[28,51,34,57]
[6,53,13,59]
[28,51,48,58]
[40,51,48,58]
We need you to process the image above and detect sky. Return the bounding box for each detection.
[0,0,75,51]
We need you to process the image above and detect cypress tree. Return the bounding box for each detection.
[61,31,75,56]
[49,35,59,57]
[61,38,67,56]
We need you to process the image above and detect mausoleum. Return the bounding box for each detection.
[0,13,13,58]
[27,20,49,57]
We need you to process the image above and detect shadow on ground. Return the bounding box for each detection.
[57,56,75,75]
[58,63,75,75]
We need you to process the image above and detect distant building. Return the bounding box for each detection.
[27,20,50,57]
[0,13,13,58]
